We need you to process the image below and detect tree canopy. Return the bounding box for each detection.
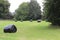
[15,0,41,21]
[0,0,10,19]
[15,2,29,21]
[44,0,60,25]
[28,0,41,20]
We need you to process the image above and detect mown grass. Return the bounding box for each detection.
[0,20,60,40]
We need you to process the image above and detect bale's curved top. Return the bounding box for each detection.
[4,24,15,29]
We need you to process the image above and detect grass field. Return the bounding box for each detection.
[0,20,60,40]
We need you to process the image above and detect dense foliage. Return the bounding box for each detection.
[28,0,41,20]
[15,0,41,21]
[0,0,10,19]
[44,0,60,25]
[15,2,29,21]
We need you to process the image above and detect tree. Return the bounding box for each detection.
[15,0,41,21]
[0,0,10,19]
[15,2,29,21]
[28,0,41,20]
[44,0,60,25]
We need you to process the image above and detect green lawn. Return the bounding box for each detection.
[0,20,60,40]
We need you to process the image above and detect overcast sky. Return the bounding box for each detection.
[8,0,44,13]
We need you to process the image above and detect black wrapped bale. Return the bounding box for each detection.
[37,20,41,22]
[4,24,17,33]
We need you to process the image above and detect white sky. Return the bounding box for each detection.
[8,0,44,13]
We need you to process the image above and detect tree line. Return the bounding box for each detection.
[0,0,13,19]
[43,0,60,25]
[0,0,60,26]
[14,0,41,21]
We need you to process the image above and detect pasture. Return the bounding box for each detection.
[0,20,60,40]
